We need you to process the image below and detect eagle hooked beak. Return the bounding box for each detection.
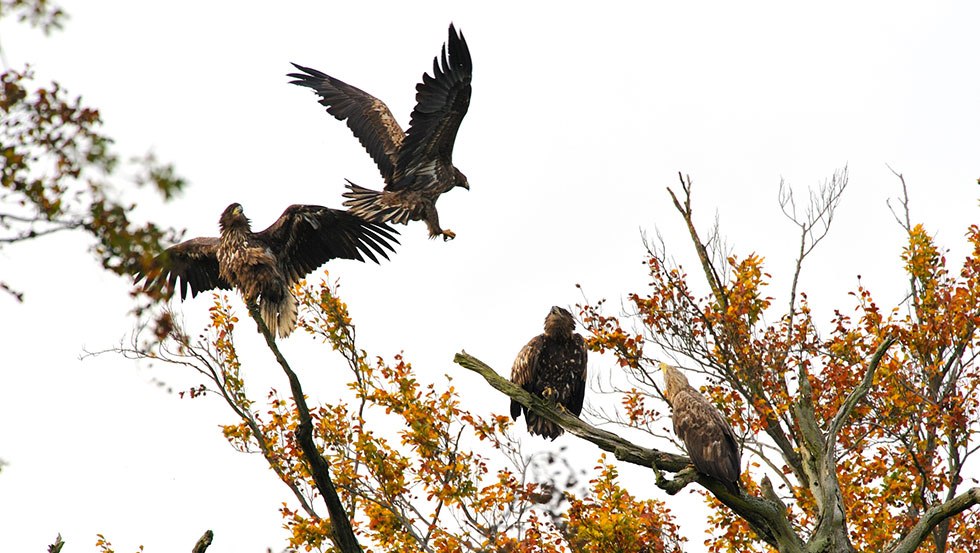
[234,205,243,216]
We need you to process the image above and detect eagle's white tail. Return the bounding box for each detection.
[343,181,414,225]
[261,294,298,338]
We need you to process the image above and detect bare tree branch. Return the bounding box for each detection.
[778,166,847,345]
[885,165,913,232]
[667,173,726,307]
[0,281,24,302]
[104,315,321,518]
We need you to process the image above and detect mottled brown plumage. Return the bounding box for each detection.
[510,307,588,439]
[136,203,398,338]
[661,363,741,494]
[289,24,472,240]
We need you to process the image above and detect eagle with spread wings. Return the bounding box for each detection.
[510,307,588,439]
[288,23,472,241]
[136,203,398,338]
[661,363,741,494]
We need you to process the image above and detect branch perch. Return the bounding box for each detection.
[454,350,806,552]
[453,350,688,471]
[247,303,362,553]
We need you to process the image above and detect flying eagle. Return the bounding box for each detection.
[288,23,472,241]
[660,363,741,494]
[136,203,398,338]
[510,307,588,439]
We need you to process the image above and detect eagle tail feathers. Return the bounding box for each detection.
[343,181,414,226]
[260,294,298,339]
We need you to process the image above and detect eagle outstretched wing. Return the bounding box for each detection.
[288,65,405,184]
[510,335,544,420]
[391,23,472,191]
[135,237,232,300]
[255,205,399,283]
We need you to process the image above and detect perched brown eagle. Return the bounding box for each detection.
[136,203,398,338]
[660,363,741,494]
[288,23,472,241]
[510,307,588,439]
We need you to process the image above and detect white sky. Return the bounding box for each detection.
[1,2,979,551]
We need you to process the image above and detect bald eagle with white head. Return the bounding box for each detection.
[661,362,741,494]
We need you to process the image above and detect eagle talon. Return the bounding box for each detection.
[441,229,456,241]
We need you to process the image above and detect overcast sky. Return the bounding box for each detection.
[1,2,979,551]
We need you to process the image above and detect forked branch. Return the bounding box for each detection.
[667,173,726,306]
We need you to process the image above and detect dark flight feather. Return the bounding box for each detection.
[391,23,472,191]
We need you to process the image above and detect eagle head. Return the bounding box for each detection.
[219,203,250,231]
[454,167,470,190]
[543,306,575,338]
[660,362,690,405]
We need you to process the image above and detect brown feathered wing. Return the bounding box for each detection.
[135,237,231,300]
[253,205,399,279]
[287,65,404,185]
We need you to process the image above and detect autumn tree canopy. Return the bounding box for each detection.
[564,172,980,553]
[5,3,979,552]
[110,169,976,553]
